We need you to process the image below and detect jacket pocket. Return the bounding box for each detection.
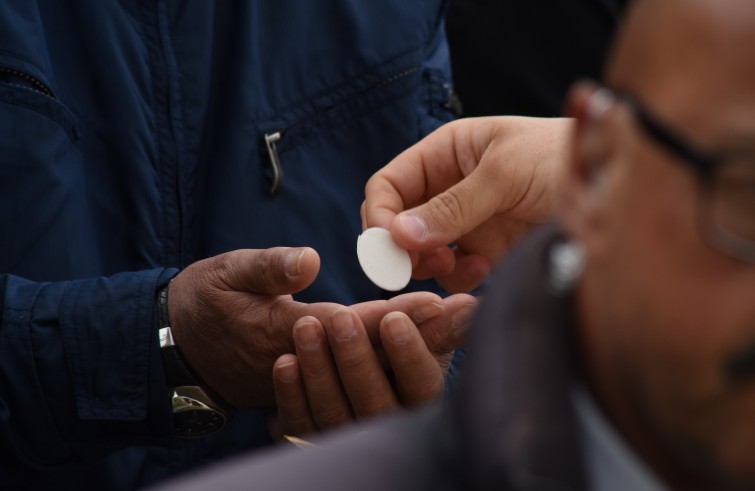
[0,63,96,279]
[0,65,80,144]
[255,49,427,194]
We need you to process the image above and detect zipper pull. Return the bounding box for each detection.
[264,131,284,194]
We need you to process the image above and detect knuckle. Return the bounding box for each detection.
[314,406,352,428]
[431,192,466,229]
[364,173,379,193]
[334,349,373,374]
[302,361,333,380]
[424,327,455,354]
[212,251,235,278]
[250,249,279,284]
[204,251,238,291]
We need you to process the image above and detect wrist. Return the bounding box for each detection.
[157,283,232,437]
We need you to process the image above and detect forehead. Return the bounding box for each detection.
[607,0,755,148]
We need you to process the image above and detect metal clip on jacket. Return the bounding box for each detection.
[264,132,284,194]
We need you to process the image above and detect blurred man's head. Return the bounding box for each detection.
[562,0,755,488]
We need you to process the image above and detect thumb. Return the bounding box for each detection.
[211,247,321,295]
[391,167,501,250]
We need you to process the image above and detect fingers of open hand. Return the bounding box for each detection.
[285,312,401,433]
[415,293,478,355]
[321,309,398,418]
[272,354,317,437]
[349,291,445,346]
[291,316,354,429]
[379,312,444,405]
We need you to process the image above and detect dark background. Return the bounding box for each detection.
[446,0,630,117]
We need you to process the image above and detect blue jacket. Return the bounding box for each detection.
[0,1,455,489]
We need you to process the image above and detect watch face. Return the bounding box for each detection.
[174,406,226,437]
[172,392,228,438]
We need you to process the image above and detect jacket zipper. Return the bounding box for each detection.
[263,65,421,194]
[0,66,55,98]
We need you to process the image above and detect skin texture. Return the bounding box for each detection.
[167,246,476,425]
[268,300,474,438]
[560,0,755,488]
[362,116,573,293]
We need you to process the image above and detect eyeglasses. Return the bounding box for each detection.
[600,85,755,264]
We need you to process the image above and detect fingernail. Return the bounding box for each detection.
[276,360,298,383]
[399,214,428,241]
[451,303,477,338]
[294,319,321,350]
[412,302,444,324]
[285,249,305,277]
[330,309,357,342]
[385,313,411,344]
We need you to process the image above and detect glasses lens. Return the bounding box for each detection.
[708,159,755,247]
[611,85,755,263]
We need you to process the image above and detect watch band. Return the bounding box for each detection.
[156,282,231,438]
[157,282,205,388]
[159,327,205,388]
[158,282,171,330]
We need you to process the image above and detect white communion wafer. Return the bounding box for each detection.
[357,227,412,291]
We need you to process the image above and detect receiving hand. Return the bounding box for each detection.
[166,247,472,410]
[268,293,476,438]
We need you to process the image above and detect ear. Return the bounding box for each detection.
[559,81,616,244]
